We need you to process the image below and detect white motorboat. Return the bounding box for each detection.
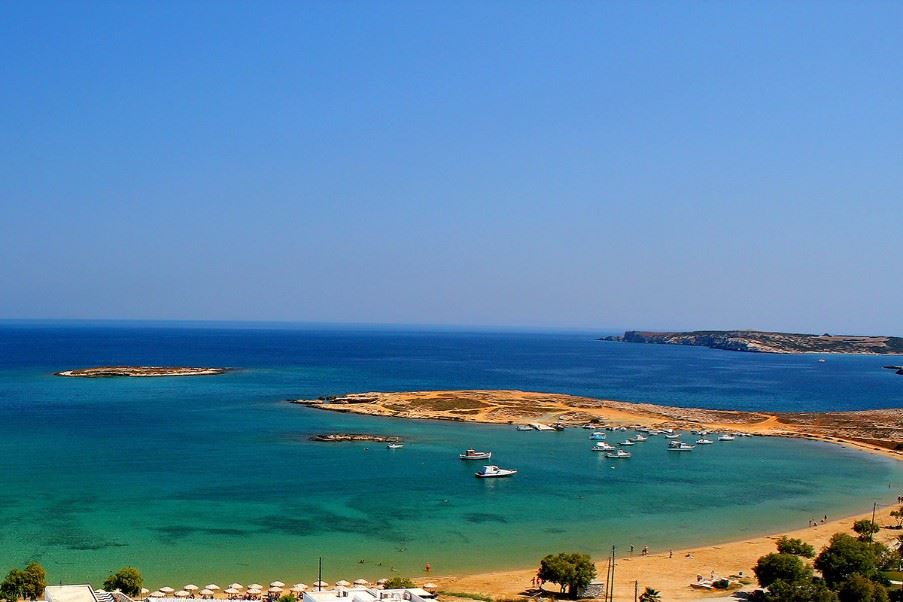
[696,438,714,445]
[619,440,635,446]
[632,434,648,442]
[606,450,631,459]
[664,433,681,439]
[591,442,616,452]
[475,465,517,478]
[718,434,736,441]
[515,425,533,431]
[589,432,607,440]
[386,443,404,449]
[668,441,695,451]
[459,449,492,460]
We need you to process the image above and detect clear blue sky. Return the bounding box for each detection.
[2,2,901,333]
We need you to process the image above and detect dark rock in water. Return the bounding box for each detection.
[883,365,903,375]
[310,433,401,443]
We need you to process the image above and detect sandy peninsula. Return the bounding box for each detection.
[291,390,903,455]
[55,366,228,377]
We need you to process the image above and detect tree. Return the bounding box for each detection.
[837,574,889,602]
[639,587,661,602]
[0,569,25,602]
[764,578,838,602]
[1,563,46,602]
[853,521,880,542]
[814,534,880,588]
[754,553,813,588]
[890,508,903,529]
[21,564,46,601]
[381,577,416,590]
[277,595,297,602]
[102,567,143,597]
[779,537,817,558]
[537,552,597,598]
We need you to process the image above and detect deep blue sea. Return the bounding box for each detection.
[0,323,901,587]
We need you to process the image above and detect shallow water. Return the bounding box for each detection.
[0,324,901,585]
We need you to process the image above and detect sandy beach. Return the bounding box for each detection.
[432,505,903,602]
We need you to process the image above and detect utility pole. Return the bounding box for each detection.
[610,546,616,602]
[634,580,638,602]
[318,557,323,591]
[871,502,878,541]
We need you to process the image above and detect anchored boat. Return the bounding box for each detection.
[459,448,492,460]
[475,465,518,478]
[606,450,631,459]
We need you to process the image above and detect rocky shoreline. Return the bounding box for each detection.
[55,366,229,378]
[600,330,903,354]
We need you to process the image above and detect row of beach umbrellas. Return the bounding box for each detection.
[145,579,419,598]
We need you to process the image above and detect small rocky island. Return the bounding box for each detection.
[885,365,903,376]
[56,366,228,378]
[600,330,903,355]
[310,433,401,443]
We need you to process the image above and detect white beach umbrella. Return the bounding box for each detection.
[224,589,240,595]
[290,584,307,592]
[313,581,329,588]
[149,592,164,598]
[229,584,244,590]
[376,579,388,585]
[161,587,176,594]
[141,589,151,595]
[248,584,263,590]
[270,582,285,588]
[205,585,221,591]
[352,580,368,587]
[185,585,199,592]
[247,588,262,595]
[200,590,214,597]
[268,587,283,594]
[335,581,350,588]
[175,591,190,598]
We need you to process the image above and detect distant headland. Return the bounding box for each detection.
[55,366,228,377]
[599,330,903,355]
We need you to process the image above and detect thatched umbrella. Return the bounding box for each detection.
[352,580,368,587]
[160,587,176,594]
[174,591,190,598]
[290,584,307,593]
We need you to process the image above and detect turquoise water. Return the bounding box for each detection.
[0,324,901,586]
